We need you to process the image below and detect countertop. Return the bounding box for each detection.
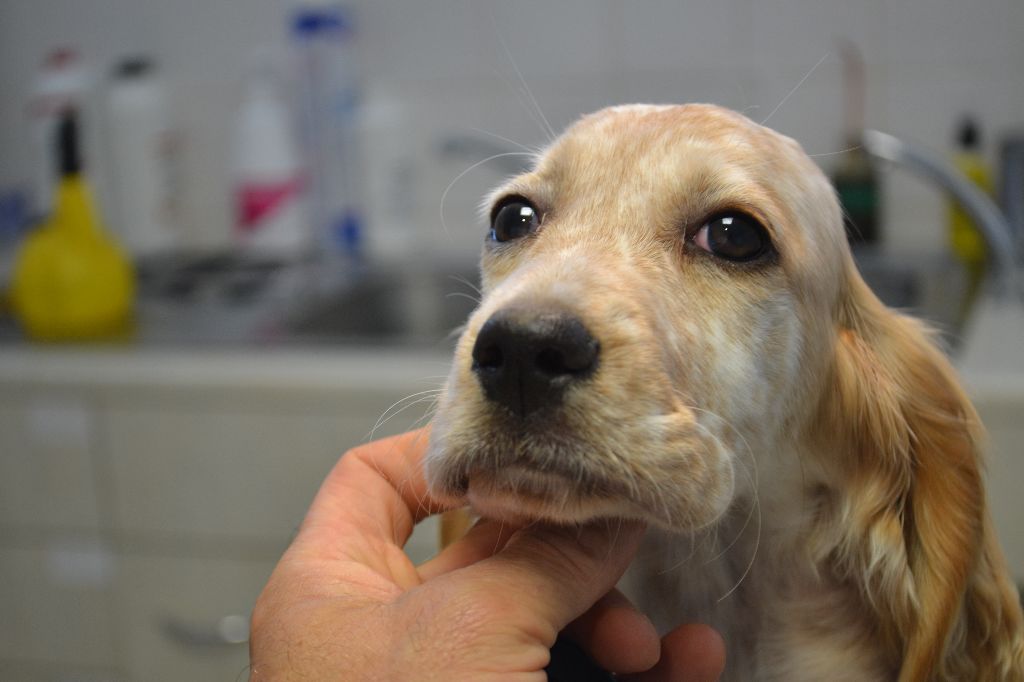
[956,296,1024,399]
[0,344,453,392]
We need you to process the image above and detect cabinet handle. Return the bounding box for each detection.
[160,614,249,648]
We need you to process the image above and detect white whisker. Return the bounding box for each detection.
[448,274,483,297]
[760,52,830,126]
[808,145,862,159]
[369,394,440,442]
[369,390,444,441]
[490,15,556,142]
[445,291,482,306]
[468,127,543,155]
[440,152,537,240]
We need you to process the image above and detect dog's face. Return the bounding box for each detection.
[425,103,850,531]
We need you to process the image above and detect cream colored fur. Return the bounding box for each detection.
[425,103,1024,680]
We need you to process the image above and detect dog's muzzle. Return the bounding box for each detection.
[471,304,599,419]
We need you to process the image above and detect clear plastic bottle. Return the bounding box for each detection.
[291,3,365,268]
[106,57,180,257]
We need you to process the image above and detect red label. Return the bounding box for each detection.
[236,177,302,232]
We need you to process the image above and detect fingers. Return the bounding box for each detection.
[424,519,719,680]
[464,520,646,637]
[296,428,451,562]
[620,623,726,682]
[566,588,660,674]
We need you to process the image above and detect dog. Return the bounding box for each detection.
[424,103,1024,680]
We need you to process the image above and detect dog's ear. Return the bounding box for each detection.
[820,269,1023,680]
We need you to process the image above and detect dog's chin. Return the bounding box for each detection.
[463,466,651,526]
[426,406,737,531]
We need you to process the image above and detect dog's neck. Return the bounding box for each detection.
[624,441,896,681]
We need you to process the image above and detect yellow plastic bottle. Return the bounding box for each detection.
[947,117,993,329]
[949,118,994,267]
[11,109,134,341]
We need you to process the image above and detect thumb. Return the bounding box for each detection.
[463,520,646,637]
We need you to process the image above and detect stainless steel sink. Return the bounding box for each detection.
[853,247,972,344]
[285,265,481,347]
[91,254,483,347]
[33,251,964,349]
[286,253,968,348]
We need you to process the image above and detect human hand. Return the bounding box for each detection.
[249,429,725,681]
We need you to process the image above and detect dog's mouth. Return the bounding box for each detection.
[461,462,647,526]
[428,422,675,526]
[427,398,738,531]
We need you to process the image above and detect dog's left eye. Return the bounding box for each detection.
[694,213,772,262]
[490,198,540,242]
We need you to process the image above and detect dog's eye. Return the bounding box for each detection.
[694,213,772,262]
[490,198,540,242]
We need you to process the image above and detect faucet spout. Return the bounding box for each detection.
[861,129,1021,301]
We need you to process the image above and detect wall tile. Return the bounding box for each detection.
[1,0,1022,254]
[748,0,886,69]
[612,0,753,74]
[361,0,616,87]
[614,69,759,114]
[882,0,1020,69]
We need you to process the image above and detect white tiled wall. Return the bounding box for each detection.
[1,0,1021,259]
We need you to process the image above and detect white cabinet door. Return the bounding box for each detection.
[0,364,445,681]
[0,395,103,531]
[976,398,1024,582]
[100,388,431,544]
[99,386,441,680]
[113,554,274,682]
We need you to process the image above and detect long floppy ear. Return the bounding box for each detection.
[821,268,1024,681]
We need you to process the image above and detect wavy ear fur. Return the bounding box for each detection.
[820,269,1023,681]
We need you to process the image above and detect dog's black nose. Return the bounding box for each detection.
[471,306,599,418]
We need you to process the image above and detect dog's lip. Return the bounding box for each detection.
[463,464,654,525]
[464,461,629,501]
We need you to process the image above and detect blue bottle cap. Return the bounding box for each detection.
[291,5,354,38]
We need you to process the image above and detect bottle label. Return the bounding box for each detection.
[236,176,303,232]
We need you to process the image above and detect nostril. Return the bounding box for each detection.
[534,343,598,376]
[535,347,567,376]
[538,317,600,376]
[474,342,503,370]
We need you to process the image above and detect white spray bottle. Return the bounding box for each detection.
[231,54,308,260]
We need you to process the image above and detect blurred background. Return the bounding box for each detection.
[0,1,1021,680]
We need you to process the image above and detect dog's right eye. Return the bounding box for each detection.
[490,198,540,242]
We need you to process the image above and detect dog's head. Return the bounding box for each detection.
[424,102,1024,681]
[425,103,849,530]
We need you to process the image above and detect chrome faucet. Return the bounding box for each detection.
[861,129,1023,303]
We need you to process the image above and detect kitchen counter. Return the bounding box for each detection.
[0,343,453,393]
[956,296,1024,393]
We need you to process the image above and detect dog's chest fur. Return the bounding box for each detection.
[623,493,895,680]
